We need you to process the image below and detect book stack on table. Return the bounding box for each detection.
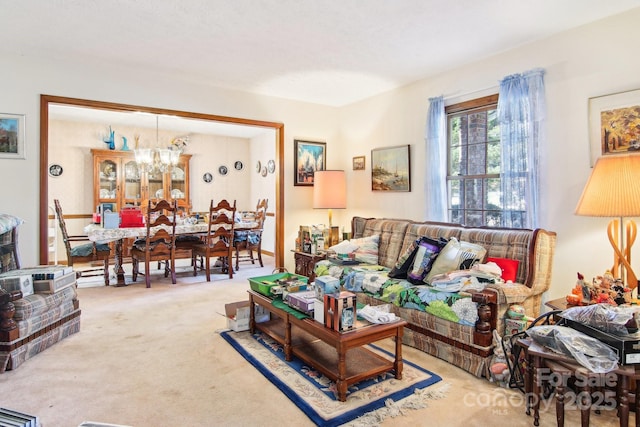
[0,407,39,427]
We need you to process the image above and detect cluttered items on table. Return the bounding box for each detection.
[566,271,633,306]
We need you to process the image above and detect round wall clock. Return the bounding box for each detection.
[267,159,275,174]
[49,164,63,177]
[218,165,228,176]
[234,161,244,171]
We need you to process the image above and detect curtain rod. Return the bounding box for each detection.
[443,84,499,102]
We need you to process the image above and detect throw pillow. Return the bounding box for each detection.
[350,235,380,264]
[388,238,421,279]
[424,237,487,285]
[486,257,520,282]
[406,237,446,284]
[329,239,359,255]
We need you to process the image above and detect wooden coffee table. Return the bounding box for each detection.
[248,290,407,401]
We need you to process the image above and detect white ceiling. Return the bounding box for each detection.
[2,0,640,108]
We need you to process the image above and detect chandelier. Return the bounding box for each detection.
[133,116,185,174]
[134,147,181,174]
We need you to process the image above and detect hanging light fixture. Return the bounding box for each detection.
[134,116,183,174]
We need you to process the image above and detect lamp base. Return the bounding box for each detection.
[608,218,638,289]
[328,226,340,247]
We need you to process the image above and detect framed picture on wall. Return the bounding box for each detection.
[589,88,640,166]
[0,113,26,159]
[352,156,365,170]
[371,144,411,192]
[294,139,326,186]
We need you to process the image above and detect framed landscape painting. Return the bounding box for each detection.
[294,139,326,186]
[371,144,411,192]
[589,88,640,166]
[0,113,25,159]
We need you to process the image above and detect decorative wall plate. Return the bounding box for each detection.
[256,160,261,173]
[234,161,243,171]
[49,164,63,177]
[267,159,275,174]
[261,166,268,177]
[203,172,213,183]
[218,165,228,176]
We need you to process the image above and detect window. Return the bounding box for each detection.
[446,94,503,227]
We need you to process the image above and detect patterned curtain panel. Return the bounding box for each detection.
[425,96,447,221]
[498,68,546,229]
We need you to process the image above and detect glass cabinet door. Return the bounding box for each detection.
[170,160,187,200]
[147,168,164,200]
[123,160,142,205]
[98,159,118,204]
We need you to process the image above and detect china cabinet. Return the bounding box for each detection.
[92,149,191,212]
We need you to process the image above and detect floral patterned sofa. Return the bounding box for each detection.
[0,214,81,372]
[314,217,556,378]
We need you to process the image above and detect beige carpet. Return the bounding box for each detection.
[0,258,630,427]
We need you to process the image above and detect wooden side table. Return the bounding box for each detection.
[292,250,326,281]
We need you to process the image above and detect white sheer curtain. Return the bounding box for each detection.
[498,68,546,229]
[425,96,447,221]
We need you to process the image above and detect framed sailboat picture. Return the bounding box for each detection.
[371,144,411,192]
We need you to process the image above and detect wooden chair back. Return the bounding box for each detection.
[142,199,177,258]
[193,199,236,280]
[53,199,111,285]
[130,199,178,287]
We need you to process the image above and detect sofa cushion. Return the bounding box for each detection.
[350,235,380,264]
[12,286,77,321]
[459,228,533,285]
[424,238,487,284]
[356,218,410,268]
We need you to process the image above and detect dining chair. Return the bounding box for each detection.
[53,199,111,285]
[130,199,178,288]
[234,199,268,271]
[192,199,236,281]
[174,199,201,263]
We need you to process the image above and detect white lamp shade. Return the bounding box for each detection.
[313,170,346,209]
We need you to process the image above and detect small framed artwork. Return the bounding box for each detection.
[0,113,26,159]
[294,139,326,186]
[589,88,640,166]
[267,159,275,174]
[49,164,63,177]
[203,172,213,183]
[255,160,261,173]
[234,161,243,171]
[371,144,411,192]
[353,156,365,170]
[218,165,228,176]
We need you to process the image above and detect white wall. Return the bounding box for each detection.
[3,9,640,301]
[337,9,640,301]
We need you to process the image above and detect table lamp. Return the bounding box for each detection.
[313,170,346,247]
[575,154,640,289]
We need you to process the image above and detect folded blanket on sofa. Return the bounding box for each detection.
[315,260,479,326]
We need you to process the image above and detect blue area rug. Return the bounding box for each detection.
[220,329,445,427]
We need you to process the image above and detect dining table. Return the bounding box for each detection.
[84,220,257,286]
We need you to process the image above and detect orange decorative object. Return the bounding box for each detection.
[566,294,581,305]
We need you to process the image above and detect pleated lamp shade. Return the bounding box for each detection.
[575,155,640,217]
